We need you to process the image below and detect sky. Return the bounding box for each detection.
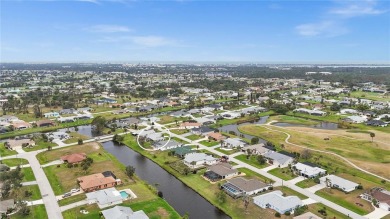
[1,0,389,63]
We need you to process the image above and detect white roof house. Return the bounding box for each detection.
[86,188,123,209]
[293,162,326,178]
[253,190,303,214]
[101,206,149,219]
[345,115,367,124]
[319,175,359,193]
[183,153,218,168]
[263,151,294,167]
[222,138,247,149]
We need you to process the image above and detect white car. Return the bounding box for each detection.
[70,188,80,193]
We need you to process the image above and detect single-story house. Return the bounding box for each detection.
[11,120,32,130]
[77,107,92,113]
[0,199,15,214]
[360,188,390,211]
[222,177,270,198]
[222,138,247,149]
[319,175,358,193]
[340,109,358,115]
[153,140,182,150]
[36,119,55,127]
[101,206,149,219]
[170,110,190,118]
[293,162,326,178]
[366,120,387,127]
[344,116,367,124]
[209,104,223,111]
[191,126,215,136]
[253,190,303,214]
[5,139,35,150]
[44,112,60,118]
[57,117,76,123]
[60,108,78,115]
[86,188,123,209]
[293,108,327,116]
[78,173,122,193]
[207,132,226,141]
[0,115,18,123]
[204,163,239,181]
[263,151,294,167]
[61,153,87,164]
[180,122,201,129]
[242,144,269,155]
[170,146,193,158]
[46,131,70,140]
[183,153,218,168]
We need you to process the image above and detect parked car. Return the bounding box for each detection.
[62,193,71,198]
[70,188,80,193]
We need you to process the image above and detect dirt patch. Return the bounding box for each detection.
[157,207,169,218]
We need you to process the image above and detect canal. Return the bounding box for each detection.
[218,116,269,143]
[102,141,230,219]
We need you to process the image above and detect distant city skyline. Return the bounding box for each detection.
[1,0,389,63]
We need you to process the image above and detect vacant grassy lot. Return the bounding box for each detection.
[2,158,28,167]
[235,154,269,169]
[9,185,41,201]
[199,139,220,147]
[10,204,47,219]
[37,142,105,164]
[308,203,348,219]
[169,129,189,135]
[296,179,318,188]
[23,138,57,152]
[22,167,36,182]
[316,188,374,215]
[186,134,203,141]
[0,143,17,156]
[268,167,296,181]
[63,132,90,144]
[158,115,186,124]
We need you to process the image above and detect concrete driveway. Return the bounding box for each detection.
[306,184,326,193]
[287,176,306,185]
[364,207,390,219]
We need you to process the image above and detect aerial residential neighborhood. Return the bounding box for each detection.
[1,0,390,218]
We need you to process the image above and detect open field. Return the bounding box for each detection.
[270,115,320,126]
[63,132,90,144]
[186,134,203,141]
[239,124,390,180]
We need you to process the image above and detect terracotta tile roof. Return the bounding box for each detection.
[78,173,116,190]
[180,122,201,127]
[206,132,226,141]
[61,153,87,164]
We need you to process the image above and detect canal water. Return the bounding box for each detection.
[272,122,338,130]
[218,116,269,143]
[102,141,230,219]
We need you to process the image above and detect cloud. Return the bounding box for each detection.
[330,0,387,17]
[77,0,100,4]
[96,35,179,47]
[87,25,132,33]
[296,21,348,37]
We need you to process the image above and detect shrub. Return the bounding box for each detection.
[284,211,290,216]
[274,212,281,217]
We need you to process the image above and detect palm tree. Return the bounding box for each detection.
[370,132,375,142]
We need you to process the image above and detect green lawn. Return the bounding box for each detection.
[23,139,57,152]
[308,203,349,219]
[275,186,308,199]
[11,204,47,219]
[19,185,42,201]
[58,194,87,206]
[315,189,373,215]
[186,134,203,141]
[199,140,220,147]
[271,115,320,126]
[235,154,269,169]
[296,179,318,188]
[22,167,36,182]
[169,129,189,135]
[237,168,274,184]
[0,143,18,156]
[215,147,240,155]
[268,167,296,181]
[63,132,90,144]
[2,158,29,167]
